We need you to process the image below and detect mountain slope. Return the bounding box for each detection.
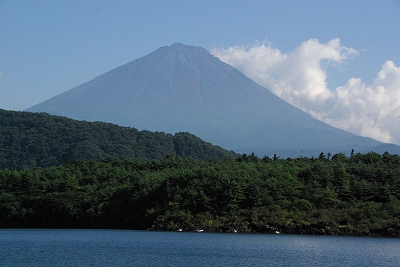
[361,143,400,155]
[26,43,387,156]
[0,109,237,169]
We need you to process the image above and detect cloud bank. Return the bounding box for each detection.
[210,39,400,145]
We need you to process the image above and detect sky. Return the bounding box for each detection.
[1,0,400,145]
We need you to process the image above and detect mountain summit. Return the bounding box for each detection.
[27,43,384,156]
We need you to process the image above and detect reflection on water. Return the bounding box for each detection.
[0,229,399,266]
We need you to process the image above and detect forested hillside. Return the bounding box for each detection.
[1,152,399,237]
[0,109,237,169]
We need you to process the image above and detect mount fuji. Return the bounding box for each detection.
[27,43,392,157]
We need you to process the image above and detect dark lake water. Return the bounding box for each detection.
[1,229,399,266]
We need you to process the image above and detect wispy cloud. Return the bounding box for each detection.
[211,39,400,145]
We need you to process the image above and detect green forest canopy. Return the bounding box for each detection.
[0,109,237,169]
[1,152,400,237]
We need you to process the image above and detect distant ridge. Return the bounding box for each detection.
[27,43,398,157]
[361,143,400,155]
[0,109,237,169]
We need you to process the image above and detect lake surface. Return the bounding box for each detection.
[0,229,399,266]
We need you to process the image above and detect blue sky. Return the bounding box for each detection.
[1,0,400,144]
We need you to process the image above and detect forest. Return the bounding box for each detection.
[0,109,236,169]
[1,151,399,237]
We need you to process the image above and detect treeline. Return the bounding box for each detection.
[0,109,237,169]
[1,151,400,237]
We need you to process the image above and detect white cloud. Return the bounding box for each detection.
[211,39,400,145]
[0,71,2,78]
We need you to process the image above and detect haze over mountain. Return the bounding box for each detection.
[27,43,393,157]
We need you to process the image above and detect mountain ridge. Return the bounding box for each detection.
[0,108,237,169]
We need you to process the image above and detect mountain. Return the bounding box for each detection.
[361,143,400,155]
[26,43,395,157]
[0,109,237,169]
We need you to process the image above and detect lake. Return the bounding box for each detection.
[0,229,399,266]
